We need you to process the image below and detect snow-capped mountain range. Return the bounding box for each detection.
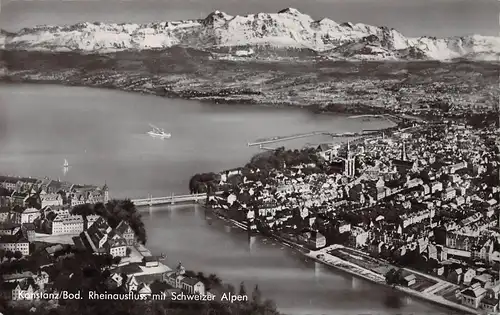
[1,8,499,61]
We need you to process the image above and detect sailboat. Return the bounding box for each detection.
[147,124,171,139]
[63,159,69,168]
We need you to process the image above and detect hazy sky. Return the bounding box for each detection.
[0,0,497,38]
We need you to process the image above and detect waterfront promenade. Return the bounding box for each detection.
[307,246,479,315]
[206,205,478,315]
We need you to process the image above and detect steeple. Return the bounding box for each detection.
[176,261,185,275]
[344,140,356,178]
[103,181,109,203]
[401,141,407,161]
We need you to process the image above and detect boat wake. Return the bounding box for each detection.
[147,124,171,139]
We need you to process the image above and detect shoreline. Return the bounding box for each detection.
[202,206,479,315]
[307,247,479,315]
[0,79,397,117]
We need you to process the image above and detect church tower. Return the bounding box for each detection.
[102,182,109,204]
[344,140,356,177]
[401,141,407,161]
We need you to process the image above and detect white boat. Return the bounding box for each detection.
[63,159,69,168]
[147,124,171,139]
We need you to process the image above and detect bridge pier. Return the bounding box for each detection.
[170,192,174,205]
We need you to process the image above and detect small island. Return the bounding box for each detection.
[0,178,280,315]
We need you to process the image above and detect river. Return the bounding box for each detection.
[0,84,448,315]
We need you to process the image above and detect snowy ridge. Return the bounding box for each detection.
[0,8,499,61]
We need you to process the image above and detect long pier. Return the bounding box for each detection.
[248,130,382,147]
[247,131,325,146]
[132,193,208,207]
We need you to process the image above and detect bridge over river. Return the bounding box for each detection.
[131,192,222,207]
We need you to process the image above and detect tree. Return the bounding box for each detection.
[5,250,13,261]
[72,204,94,217]
[238,281,247,297]
[104,199,147,244]
[189,174,202,194]
[13,251,23,260]
[0,187,11,197]
[25,195,41,209]
[208,273,221,285]
[0,249,5,262]
[385,268,396,286]
[262,298,278,312]
[112,256,121,265]
[196,271,205,280]
[251,284,262,304]
[385,268,404,287]
[225,284,236,294]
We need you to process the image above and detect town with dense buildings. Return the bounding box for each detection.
[0,117,498,315]
[0,176,229,312]
[202,119,500,314]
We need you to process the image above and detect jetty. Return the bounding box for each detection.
[248,130,382,147]
[247,131,325,146]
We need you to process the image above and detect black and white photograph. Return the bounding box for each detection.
[0,0,499,314]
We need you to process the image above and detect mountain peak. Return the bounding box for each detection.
[1,8,498,62]
[277,8,303,15]
[202,10,233,27]
[205,10,232,19]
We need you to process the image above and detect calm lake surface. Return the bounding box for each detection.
[0,84,448,315]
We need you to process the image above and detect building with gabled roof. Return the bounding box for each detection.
[137,283,152,297]
[125,275,139,293]
[0,232,30,255]
[180,277,205,295]
[21,223,35,242]
[40,193,63,208]
[10,278,37,301]
[76,216,127,257]
[102,230,127,257]
[0,222,21,236]
[21,208,41,224]
[51,214,85,235]
[460,282,487,309]
[115,220,136,246]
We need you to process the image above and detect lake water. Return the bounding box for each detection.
[0,84,448,315]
